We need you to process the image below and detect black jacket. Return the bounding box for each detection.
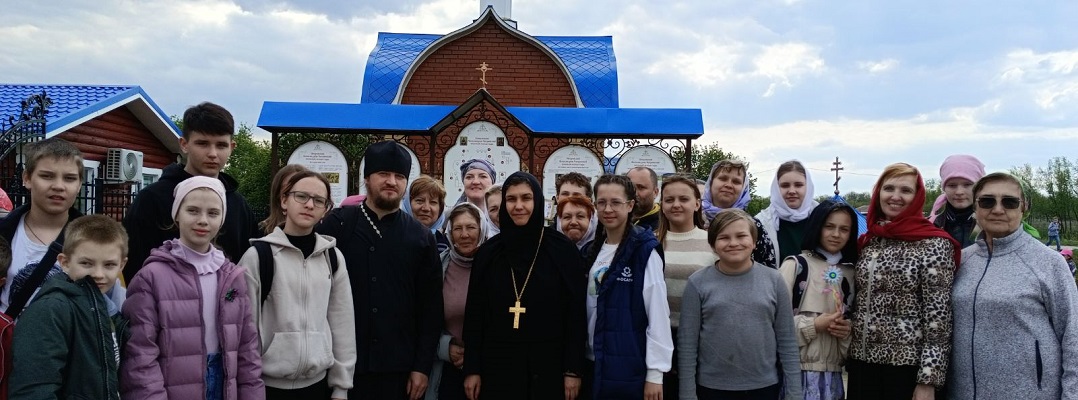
[8,274,130,399]
[0,204,83,243]
[122,163,258,282]
[316,204,443,378]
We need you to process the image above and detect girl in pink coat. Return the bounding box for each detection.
[121,176,265,400]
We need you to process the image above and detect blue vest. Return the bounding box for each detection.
[592,226,662,399]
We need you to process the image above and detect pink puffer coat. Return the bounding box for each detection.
[121,240,264,399]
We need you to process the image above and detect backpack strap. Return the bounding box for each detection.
[789,254,810,310]
[254,241,274,305]
[327,247,339,275]
[6,240,64,319]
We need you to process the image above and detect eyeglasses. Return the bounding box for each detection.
[976,196,1022,210]
[595,200,630,210]
[288,191,331,209]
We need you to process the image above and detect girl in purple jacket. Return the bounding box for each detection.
[121,176,265,400]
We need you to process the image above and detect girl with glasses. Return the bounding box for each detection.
[239,170,356,400]
[581,174,672,399]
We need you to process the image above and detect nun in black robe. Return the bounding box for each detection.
[462,172,588,400]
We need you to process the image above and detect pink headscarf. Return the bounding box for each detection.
[929,155,985,223]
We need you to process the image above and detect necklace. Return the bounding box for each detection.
[360,203,382,239]
[508,228,544,330]
[23,215,48,245]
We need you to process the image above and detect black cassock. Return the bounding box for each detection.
[463,173,587,400]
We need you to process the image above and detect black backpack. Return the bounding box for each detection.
[253,241,338,305]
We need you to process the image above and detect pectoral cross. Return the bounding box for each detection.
[509,300,526,329]
[476,62,493,87]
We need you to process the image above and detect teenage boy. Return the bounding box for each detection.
[0,137,84,315]
[8,215,129,399]
[123,102,257,282]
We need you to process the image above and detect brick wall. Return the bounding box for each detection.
[401,20,578,107]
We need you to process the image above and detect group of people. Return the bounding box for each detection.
[0,100,1073,400]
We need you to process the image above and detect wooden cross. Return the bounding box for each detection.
[831,157,844,195]
[476,62,493,87]
[509,300,526,329]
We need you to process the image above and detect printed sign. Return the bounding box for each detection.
[444,121,520,202]
[614,146,677,177]
[287,141,349,207]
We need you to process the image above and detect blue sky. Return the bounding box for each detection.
[2,0,1076,196]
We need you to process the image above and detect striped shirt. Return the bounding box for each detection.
[663,229,717,328]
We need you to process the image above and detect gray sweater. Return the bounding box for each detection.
[678,263,802,399]
[948,228,1078,399]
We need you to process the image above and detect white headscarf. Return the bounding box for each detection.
[764,160,818,228]
[444,202,488,264]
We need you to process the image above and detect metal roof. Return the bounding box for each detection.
[258,101,702,138]
[361,33,618,108]
[0,84,182,151]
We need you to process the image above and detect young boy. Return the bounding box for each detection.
[123,101,257,282]
[8,215,129,399]
[0,137,84,315]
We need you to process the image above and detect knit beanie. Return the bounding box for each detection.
[172,176,227,220]
[363,141,411,178]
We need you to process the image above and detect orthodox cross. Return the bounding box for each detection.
[476,62,493,87]
[509,300,526,329]
[831,157,844,195]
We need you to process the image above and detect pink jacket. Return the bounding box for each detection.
[121,240,265,400]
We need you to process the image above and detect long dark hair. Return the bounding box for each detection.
[656,174,705,248]
[801,200,860,264]
[585,174,636,266]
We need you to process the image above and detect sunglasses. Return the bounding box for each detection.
[976,196,1022,210]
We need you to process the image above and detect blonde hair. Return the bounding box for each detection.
[262,164,310,234]
[64,215,129,257]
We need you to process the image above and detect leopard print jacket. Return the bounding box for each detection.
[849,236,955,388]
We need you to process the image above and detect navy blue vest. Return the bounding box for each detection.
[592,226,662,399]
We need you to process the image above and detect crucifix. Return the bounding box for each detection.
[508,300,526,329]
[831,157,844,195]
[476,62,493,87]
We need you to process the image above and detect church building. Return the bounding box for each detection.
[257,0,704,206]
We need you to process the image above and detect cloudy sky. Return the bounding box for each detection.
[3,0,1077,196]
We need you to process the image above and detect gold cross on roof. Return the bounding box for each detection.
[476,62,493,87]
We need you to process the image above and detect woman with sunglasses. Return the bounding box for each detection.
[948,172,1078,399]
[701,159,778,268]
[846,163,959,400]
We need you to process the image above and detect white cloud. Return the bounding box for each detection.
[858,58,899,73]
[995,48,1078,111]
[753,42,826,97]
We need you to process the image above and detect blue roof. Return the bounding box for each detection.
[361,33,619,108]
[0,84,180,137]
[258,101,702,137]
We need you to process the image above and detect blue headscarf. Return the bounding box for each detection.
[701,161,752,223]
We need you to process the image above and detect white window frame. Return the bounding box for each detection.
[81,160,100,216]
[140,167,162,192]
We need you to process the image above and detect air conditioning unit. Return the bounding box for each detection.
[105,148,144,182]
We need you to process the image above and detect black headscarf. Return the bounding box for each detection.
[496,172,555,269]
[800,199,860,264]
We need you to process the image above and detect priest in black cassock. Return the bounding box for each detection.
[462,171,587,400]
[317,141,443,400]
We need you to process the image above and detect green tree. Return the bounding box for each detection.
[222,124,272,217]
[923,178,942,215]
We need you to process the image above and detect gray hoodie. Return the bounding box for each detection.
[948,228,1078,399]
